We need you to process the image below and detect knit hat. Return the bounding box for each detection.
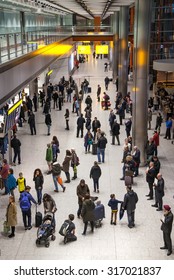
[164,205,171,211]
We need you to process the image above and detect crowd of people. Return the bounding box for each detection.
[0,63,173,257]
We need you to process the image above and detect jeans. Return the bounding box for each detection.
[36,188,42,204]
[77,204,82,217]
[97,148,105,163]
[53,175,59,191]
[47,125,51,135]
[127,210,135,227]
[13,149,21,164]
[22,209,31,228]
[93,178,99,192]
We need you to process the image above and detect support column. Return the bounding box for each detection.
[132,0,152,164]
[118,6,129,96]
[112,11,119,82]
[29,78,38,97]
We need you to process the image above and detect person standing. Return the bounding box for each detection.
[52,91,58,109]
[0,159,9,195]
[76,179,90,218]
[75,99,80,116]
[81,194,95,235]
[11,134,21,165]
[28,111,36,135]
[97,132,107,163]
[108,194,122,225]
[16,172,26,195]
[160,205,173,256]
[97,85,101,102]
[64,109,70,130]
[90,161,101,193]
[84,130,94,154]
[6,168,17,197]
[125,117,132,138]
[76,114,85,138]
[122,186,138,228]
[92,117,101,140]
[111,119,120,145]
[19,186,37,230]
[32,93,38,112]
[152,173,165,211]
[132,146,141,177]
[45,112,52,136]
[62,150,72,183]
[147,107,152,130]
[109,109,116,132]
[155,112,163,134]
[52,135,60,162]
[6,196,17,238]
[104,76,110,90]
[145,161,156,200]
[33,169,44,205]
[152,130,159,156]
[164,117,172,140]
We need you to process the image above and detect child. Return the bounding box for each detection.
[108,194,122,225]
[16,172,26,195]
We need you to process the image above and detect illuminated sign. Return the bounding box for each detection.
[96,45,108,54]
[77,45,91,54]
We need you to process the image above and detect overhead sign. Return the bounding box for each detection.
[77,45,91,54]
[96,45,108,54]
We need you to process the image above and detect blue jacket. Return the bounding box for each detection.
[108,198,122,210]
[20,191,37,207]
[7,174,17,191]
[166,120,172,128]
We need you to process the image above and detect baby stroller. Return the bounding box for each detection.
[36,213,56,248]
[94,201,105,228]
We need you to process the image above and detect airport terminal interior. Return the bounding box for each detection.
[0,0,174,260]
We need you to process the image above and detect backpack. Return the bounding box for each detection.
[59,221,70,236]
[20,193,30,211]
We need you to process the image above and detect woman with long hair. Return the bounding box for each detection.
[33,168,44,205]
[52,135,60,162]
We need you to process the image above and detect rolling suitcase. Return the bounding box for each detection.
[124,175,133,186]
[92,143,97,155]
[88,87,91,93]
[35,205,42,227]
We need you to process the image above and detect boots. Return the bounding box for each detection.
[72,173,77,180]
[65,173,70,183]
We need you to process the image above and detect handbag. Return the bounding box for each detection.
[3,221,10,234]
[57,176,63,185]
[88,139,93,145]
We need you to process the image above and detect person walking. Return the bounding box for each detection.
[104,76,110,90]
[122,186,138,228]
[33,168,44,205]
[77,114,85,138]
[62,150,72,183]
[84,130,94,154]
[45,143,53,174]
[97,132,107,163]
[111,119,120,145]
[45,112,52,136]
[160,205,173,256]
[81,194,95,235]
[155,112,163,134]
[109,109,116,132]
[51,161,65,192]
[152,173,165,211]
[71,148,79,180]
[108,194,122,225]
[52,135,60,162]
[64,109,70,130]
[90,161,101,193]
[19,186,37,230]
[6,195,17,238]
[11,134,21,165]
[145,161,156,200]
[76,179,90,218]
[52,91,58,109]
[28,111,36,135]
[97,85,101,102]
[32,92,38,112]
[147,107,152,130]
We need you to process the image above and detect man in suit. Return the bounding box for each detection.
[160,205,173,256]
[152,173,165,211]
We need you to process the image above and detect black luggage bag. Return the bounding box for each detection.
[35,205,42,227]
[88,87,91,93]
[92,143,97,155]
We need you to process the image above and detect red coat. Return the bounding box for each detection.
[152,132,159,146]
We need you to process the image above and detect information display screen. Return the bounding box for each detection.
[96,45,108,54]
[77,45,91,54]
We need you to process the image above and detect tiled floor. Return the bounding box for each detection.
[0,54,174,260]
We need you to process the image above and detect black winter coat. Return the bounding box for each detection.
[123,190,138,211]
[90,165,101,179]
[146,167,156,184]
[112,122,120,135]
[81,199,95,222]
